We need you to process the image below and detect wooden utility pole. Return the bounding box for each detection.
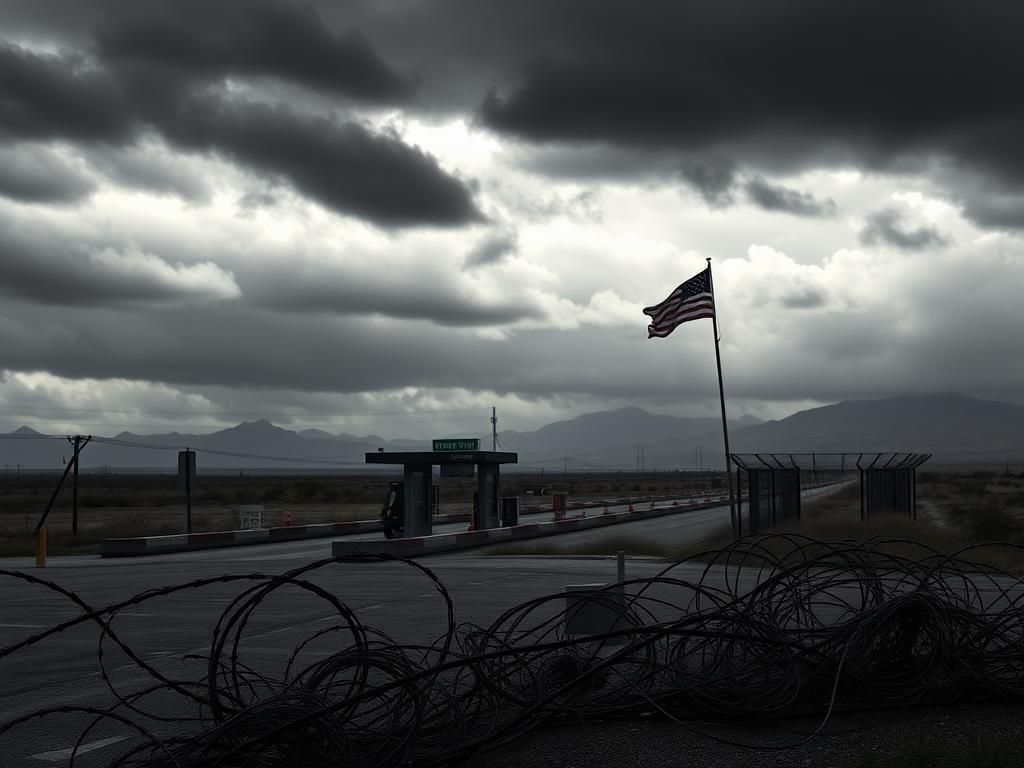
[64,435,91,536]
[179,449,196,534]
[186,449,193,534]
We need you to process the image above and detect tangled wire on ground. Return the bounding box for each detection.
[5,535,1024,766]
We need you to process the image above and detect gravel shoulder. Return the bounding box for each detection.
[468,704,1024,767]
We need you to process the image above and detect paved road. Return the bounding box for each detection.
[521,481,846,550]
[2,553,701,766]
[0,486,846,766]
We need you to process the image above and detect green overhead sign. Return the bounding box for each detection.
[432,438,480,452]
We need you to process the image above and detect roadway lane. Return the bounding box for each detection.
[0,482,869,766]
[505,482,848,550]
[1,553,702,766]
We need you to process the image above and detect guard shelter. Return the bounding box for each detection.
[366,449,518,537]
[730,452,931,535]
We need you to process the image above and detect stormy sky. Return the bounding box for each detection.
[2,0,1023,440]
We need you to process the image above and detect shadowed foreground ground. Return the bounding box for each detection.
[469,705,1024,768]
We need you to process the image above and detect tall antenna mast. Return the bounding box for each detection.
[491,406,497,451]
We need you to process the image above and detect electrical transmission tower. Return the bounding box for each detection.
[633,445,646,473]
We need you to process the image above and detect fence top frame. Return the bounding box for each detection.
[730,452,931,471]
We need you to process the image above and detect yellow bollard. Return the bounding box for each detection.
[34,528,47,568]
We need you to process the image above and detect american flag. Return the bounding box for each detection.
[643,267,715,338]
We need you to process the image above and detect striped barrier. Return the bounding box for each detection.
[330,500,724,558]
[100,511,470,557]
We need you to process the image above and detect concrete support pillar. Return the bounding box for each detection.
[475,463,500,530]
[403,463,433,537]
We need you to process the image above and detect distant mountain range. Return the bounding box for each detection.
[1,394,1022,471]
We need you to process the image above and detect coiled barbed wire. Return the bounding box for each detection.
[5,536,1024,766]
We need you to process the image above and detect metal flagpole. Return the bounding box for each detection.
[706,258,739,539]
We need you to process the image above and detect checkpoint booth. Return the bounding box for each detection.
[367,441,518,537]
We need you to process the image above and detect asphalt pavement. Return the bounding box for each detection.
[0,487,845,766]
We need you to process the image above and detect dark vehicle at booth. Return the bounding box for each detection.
[381,481,404,539]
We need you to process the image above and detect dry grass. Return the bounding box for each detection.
[0,503,394,556]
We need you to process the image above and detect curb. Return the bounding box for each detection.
[98,512,471,557]
[330,500,726,558]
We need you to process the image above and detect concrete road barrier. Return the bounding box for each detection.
[330,502,714,558]
[99,512,470,557]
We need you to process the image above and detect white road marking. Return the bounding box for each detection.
[31,735,129,762]
[0,623,47,628]
[313,603,384,622]
[465,575,518,586]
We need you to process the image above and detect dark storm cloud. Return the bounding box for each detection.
[480,2,1019,149]
[0,145,95,203]
[144,93,482,227]
[958,192,1024,230]
[0,218,238,305]
[3,286,1022,408]
[95,0,413,103]
[0,300,690,398]
[745,177,836,217]
[473,1,1024,225]
[89,147,211,202]
[263,289,537,327]
[0,42,133,143]
[243,258,539,326]
[0,14,480,227]
[780,288,827,310]
[464,231,517,268]
[0,302,533,394]
[678,161,736,207]
[938,171,1024,231]
[0,0,103,46]
[859,208,950,251]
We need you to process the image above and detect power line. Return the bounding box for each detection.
[0,434,69,441]
[89,436,367,466]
